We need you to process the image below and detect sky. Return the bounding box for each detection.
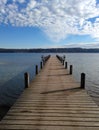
[0,0,99,48]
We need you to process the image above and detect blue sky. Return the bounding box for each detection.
[0,25,51,48]
[0,0,99,48]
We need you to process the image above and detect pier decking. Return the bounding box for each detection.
[0,56,99,129]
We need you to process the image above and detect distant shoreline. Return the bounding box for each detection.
[1,48,99,53]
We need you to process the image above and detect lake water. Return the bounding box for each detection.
[0,53,99,107]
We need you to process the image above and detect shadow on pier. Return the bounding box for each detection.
[41,87,81,94]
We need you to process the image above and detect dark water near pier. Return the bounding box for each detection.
[0,53,99,119]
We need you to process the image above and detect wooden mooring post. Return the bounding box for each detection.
[63,55,65,60]
[70,65,73,74]
[65,62,67,69]
[35,65,38,75]
[40,61,43,69]
[24,72,29,88]
[62,59,64,65]
[81,73,85,88]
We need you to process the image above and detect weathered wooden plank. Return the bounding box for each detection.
[6,113,99,118]
[4,116,99,121]
[9,106,99,110]
[0,125,99,130]
[10,105,99,108]
[7,110,99,114]
[1,120,99,127]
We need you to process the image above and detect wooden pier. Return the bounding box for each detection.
[0,56,99,129]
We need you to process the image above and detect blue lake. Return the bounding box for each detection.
[0,53,99,106]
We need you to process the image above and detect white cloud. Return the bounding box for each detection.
[0,0,99,41]
[0,0,7,4]
[95,18,99,23]
[27,0,37,10]
[63,42,99,48]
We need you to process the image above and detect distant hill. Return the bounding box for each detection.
[0,48,99,53]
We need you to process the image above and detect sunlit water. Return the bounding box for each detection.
[0,53,99,106]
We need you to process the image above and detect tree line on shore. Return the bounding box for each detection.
[0,48,99,53]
